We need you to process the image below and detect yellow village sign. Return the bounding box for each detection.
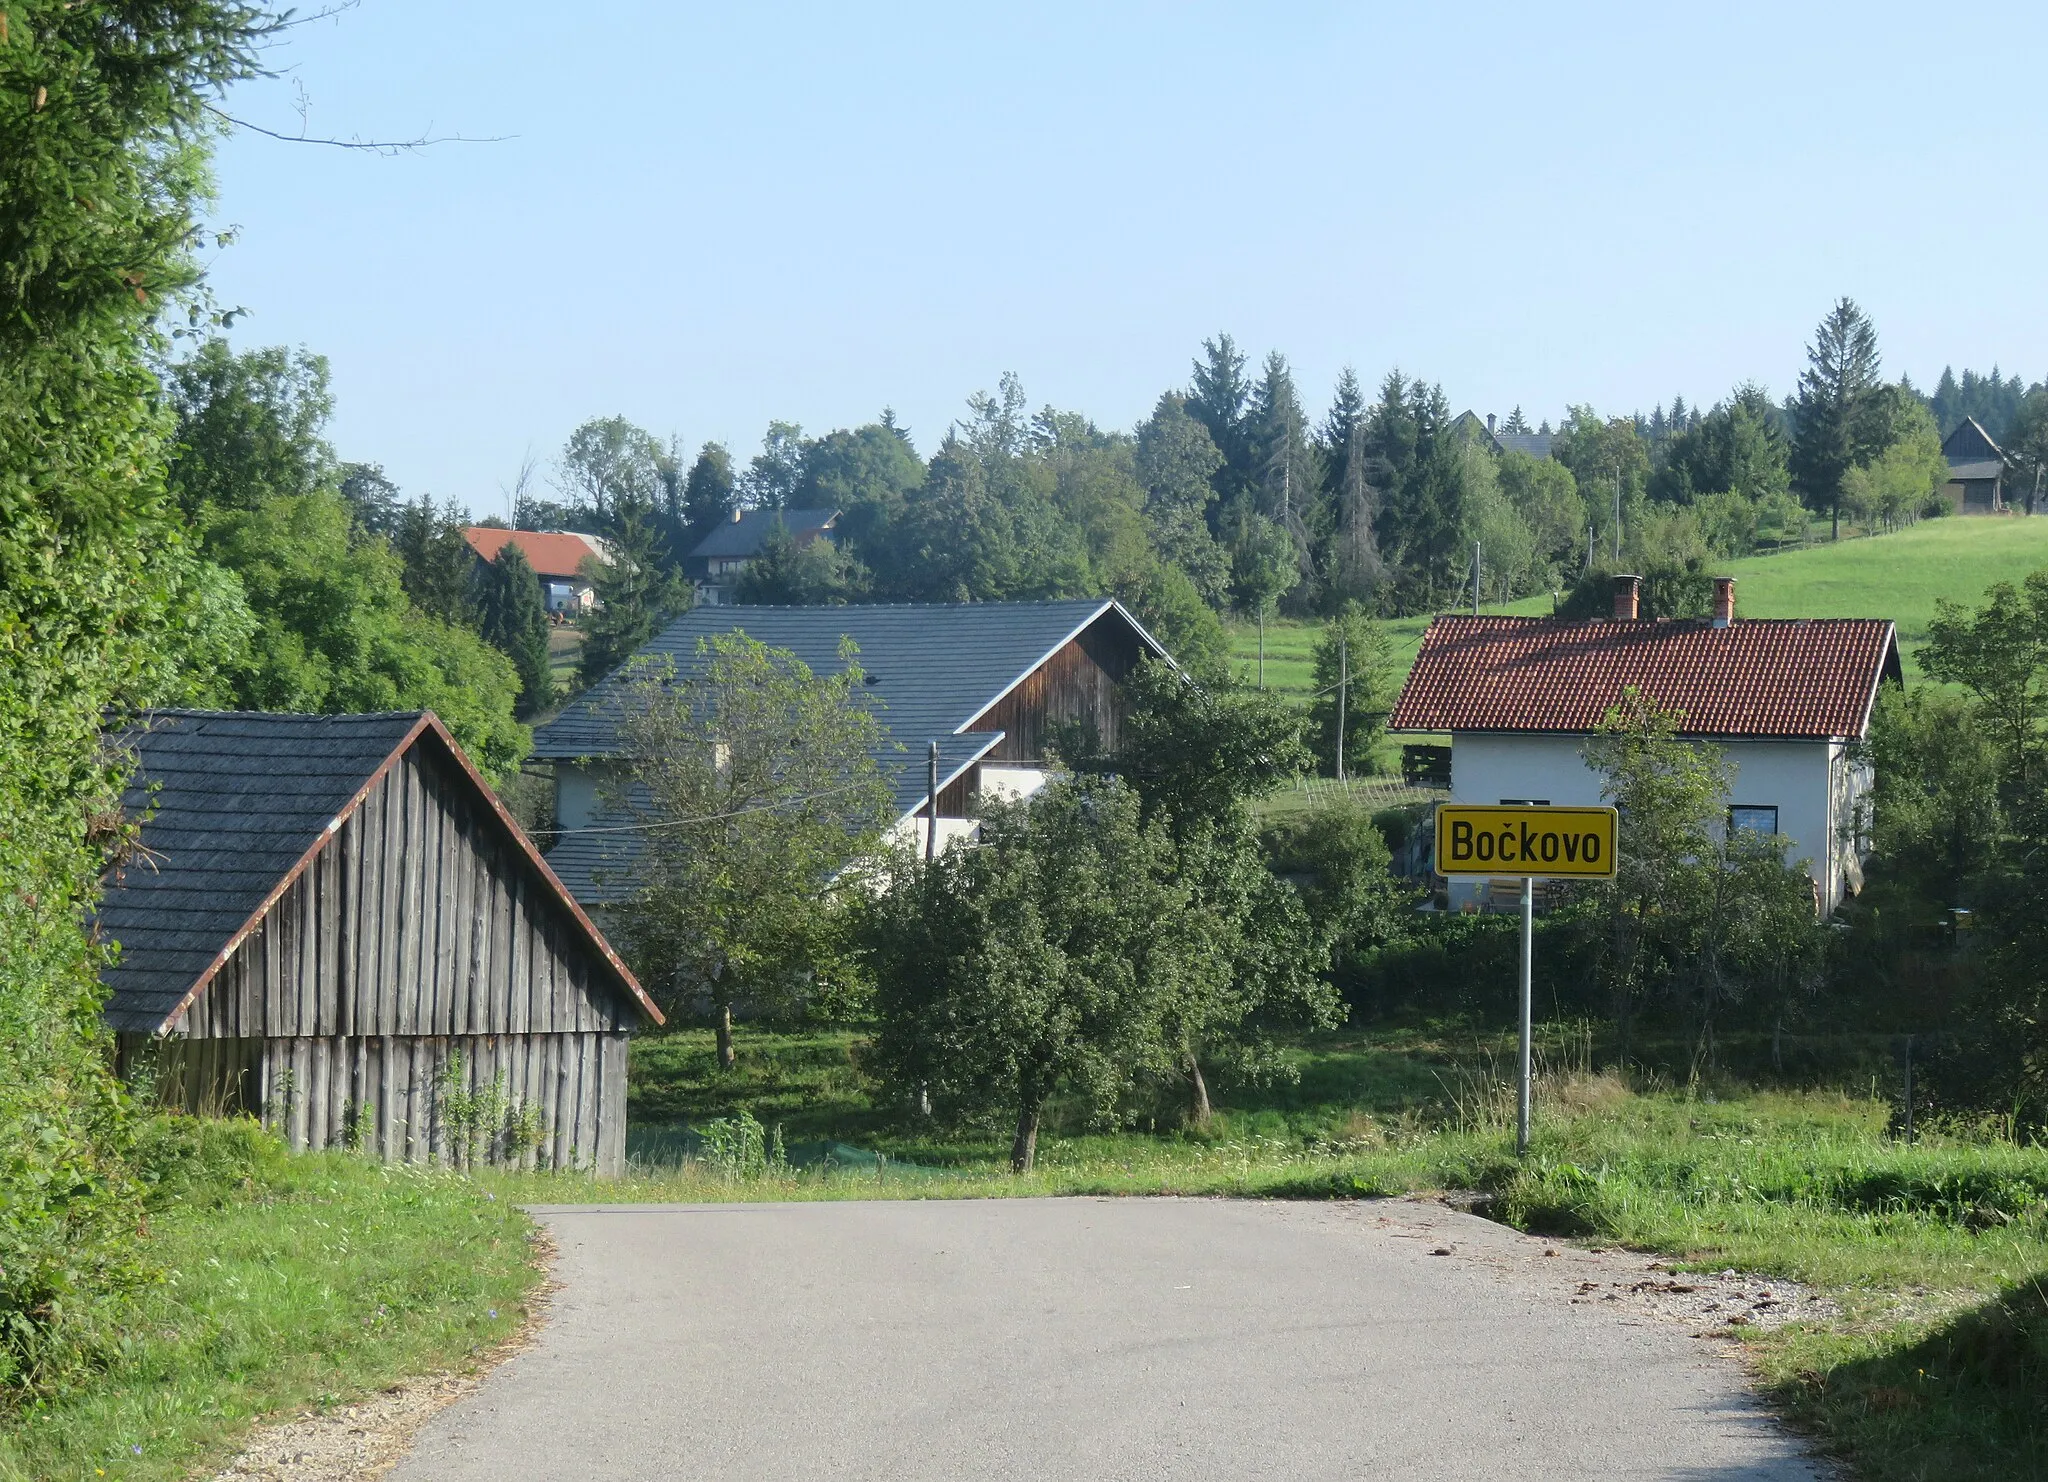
[1434,804,1619,880]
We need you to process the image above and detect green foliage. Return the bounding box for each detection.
[476,541,554,719]
[862,778,1201,1170]
[1071,657,1307,832]
[0,1119,539,1481]
[605,634,894,1023]
[734,518,867,604]
[1843,396,1949,533]
[577,495,690,687]
[0,0,271,1394]
[1790,298,1891,537]
[1576,691,1825,1064]
[1136,393,1229,604]
[1308,605,1397,775]
[1112,560,1229,678]
[162,341,334,518]
[203,488,529,774]
[390,493,480,627]
[680,440,738,544]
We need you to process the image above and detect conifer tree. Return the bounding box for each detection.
[480,542,555,718]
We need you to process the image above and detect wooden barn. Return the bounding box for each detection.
[534,598,1173,901]
[97,710,662,1173]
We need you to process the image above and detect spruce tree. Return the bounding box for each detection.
[1790,298,1884,540]
[579,497,690,688]
[480,542,555,718]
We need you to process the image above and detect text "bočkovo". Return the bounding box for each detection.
[1445,819,1602,867]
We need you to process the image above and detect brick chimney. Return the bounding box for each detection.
[1712,576,1736,628]
[1611,573,1641,621]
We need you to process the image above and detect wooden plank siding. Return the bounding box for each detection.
[970,612,1148,763]
[152,740,641,1174]
[180,745,635,1041]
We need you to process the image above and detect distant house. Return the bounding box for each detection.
[686,507,840,605]
[1390,575,1901,914]
[1459,410,1555,459]
[531,599,1173,906]
[1940,417,2009,514]
[463,527,612,613]
[98,710,661,1172]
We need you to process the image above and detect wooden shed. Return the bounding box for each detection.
[98,710,662,1173]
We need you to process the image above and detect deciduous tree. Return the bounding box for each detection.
[605,634,893,1067]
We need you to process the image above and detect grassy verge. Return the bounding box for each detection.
[516,1024,2048,1481]
[0,1119,541,1482]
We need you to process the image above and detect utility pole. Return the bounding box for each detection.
[1257,599,1267,689]
[1613,463,1622,561]
[1471,541,1481,615]
[1335,630,1348,782]
[925,740,939,863]
[1518,876,1534,1156]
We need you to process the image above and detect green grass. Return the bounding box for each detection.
[503,1024,2048,1481]
[1498,517,2048,678]
[1240,519,2048,700]
[0,1120,542,1482]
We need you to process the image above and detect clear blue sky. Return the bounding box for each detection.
[205,1,2047,518]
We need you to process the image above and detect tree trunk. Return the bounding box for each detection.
[1187,1053,1211,1127]
[1010,1099,1042,1174]
[716,1002,735,1072]
[1771,1016,1784,1074]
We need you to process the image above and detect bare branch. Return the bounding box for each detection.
[202,101,511,154]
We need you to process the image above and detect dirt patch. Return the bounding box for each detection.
[1324,1196,1841,1341]
[208,1232,557,1482]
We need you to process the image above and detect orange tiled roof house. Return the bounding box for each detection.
[1390,574,1901,912]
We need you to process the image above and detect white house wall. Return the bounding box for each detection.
[978,763,1051,804]
[1450,732,1851,910]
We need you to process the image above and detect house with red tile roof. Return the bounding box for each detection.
[1390,575,1901,912]
[463,526,612,613]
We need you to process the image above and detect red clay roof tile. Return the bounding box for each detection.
[1390,616,1900,740]
[462,527,609,580]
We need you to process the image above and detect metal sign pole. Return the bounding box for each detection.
[1518,875,1534,1158]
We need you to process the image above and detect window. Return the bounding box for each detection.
[1729,805,1778,836]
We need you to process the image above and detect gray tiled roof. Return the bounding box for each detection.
[688,508,839,561]
[95,711,424,1034]
[1946,459,2006,482]
[1493,430,1554,459]
[533,599,1156,901]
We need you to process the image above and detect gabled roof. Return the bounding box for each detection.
[532,599,1168,899]
[463,527,610,581]
[689,508,839,562]
[1493,430,1554,459]
[1941,416,2006,466]
[96,710,657,1035]
[1390,616,1901,741]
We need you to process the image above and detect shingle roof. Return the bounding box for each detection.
[688,508,838,561]
[532,599,1163,900]
[96,710,653,1034]
[1493,430,1554,459]
[463,527,610,580]
[1390,616,1900,740]
[1945,459,2006,483]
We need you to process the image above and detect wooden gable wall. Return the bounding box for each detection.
[970,611,1149,763]
[178,738,636,1041]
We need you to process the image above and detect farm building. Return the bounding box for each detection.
[532,598,1172,906]
[97,710,662,1173]
[1391,575,1901,914]
[1940,417,2009,514]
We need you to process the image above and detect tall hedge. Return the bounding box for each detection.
[0,1,269,1388]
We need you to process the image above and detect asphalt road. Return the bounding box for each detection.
[388,1198,1829,1481]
